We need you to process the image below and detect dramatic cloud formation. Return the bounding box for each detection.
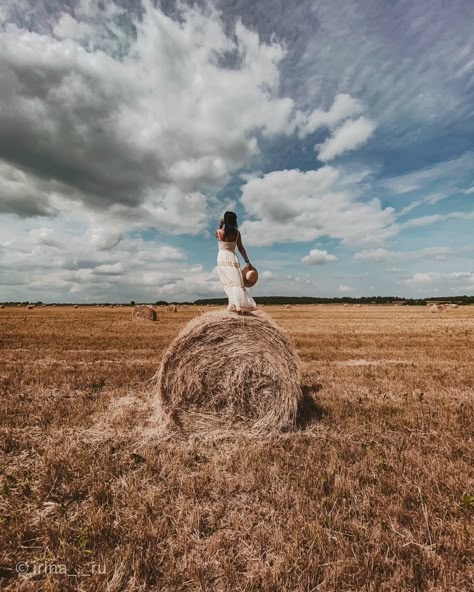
[0,0,301,228]
[0,0,473,301]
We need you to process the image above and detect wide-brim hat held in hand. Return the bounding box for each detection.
[242,265,258,287]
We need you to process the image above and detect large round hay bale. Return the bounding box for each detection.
[27,304,35,310]
[155,310,301,434]
[133,305,157,321]
[166,304,178,313]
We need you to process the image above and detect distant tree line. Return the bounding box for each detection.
[2,295,473,306]
[194,295,474,306]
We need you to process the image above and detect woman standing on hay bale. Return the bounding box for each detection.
[215,211,256,313]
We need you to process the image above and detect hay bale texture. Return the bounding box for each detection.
[166,304,178,313]
[155,310,301,434]
[133,305,157,321]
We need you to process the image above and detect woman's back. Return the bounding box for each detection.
[217,229,238,251]
[217,229,238,242]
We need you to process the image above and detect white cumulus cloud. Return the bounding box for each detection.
[302,249,337,265]
[339,283,353,293]
[0,1,300,228]
[239,166,396,246]
[316,116,376,162]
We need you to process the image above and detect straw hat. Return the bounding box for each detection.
[242,265,258,287]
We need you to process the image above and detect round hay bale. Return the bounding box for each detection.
[166,304,178,313]
[27,304,35,310]
[285,304,292,309]
[133,305,157,321]
[74,304,79,308]
[155,310,301,434]
[0,305,4,309]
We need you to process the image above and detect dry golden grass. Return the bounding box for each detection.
[0,304,473,591]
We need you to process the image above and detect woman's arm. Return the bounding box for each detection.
[214,218,225,238]
[237,233,253,268]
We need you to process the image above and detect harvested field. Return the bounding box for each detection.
[0,304,473,591]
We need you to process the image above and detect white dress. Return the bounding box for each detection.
[217,231,257,312]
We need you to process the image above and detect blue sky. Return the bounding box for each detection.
[0,0,473,302]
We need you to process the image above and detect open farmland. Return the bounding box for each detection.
[1,304,473,591]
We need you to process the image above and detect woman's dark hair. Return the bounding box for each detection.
[223,211,238,239]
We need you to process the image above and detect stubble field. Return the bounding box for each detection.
[0,304,473,591]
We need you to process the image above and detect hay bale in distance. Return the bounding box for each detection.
[155,310,301,433]
[133,305,157,321]
[27,305,35,310]
[285,304,292,309]
[166,304,178,313]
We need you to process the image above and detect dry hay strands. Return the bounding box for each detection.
[154,310,302,435]
[133,305,157,321]
[430,304,449,313]
[166,304,178,313]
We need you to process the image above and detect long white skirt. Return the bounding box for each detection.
[217,250,257,312]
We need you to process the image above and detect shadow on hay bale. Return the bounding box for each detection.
[154,310,314,434]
